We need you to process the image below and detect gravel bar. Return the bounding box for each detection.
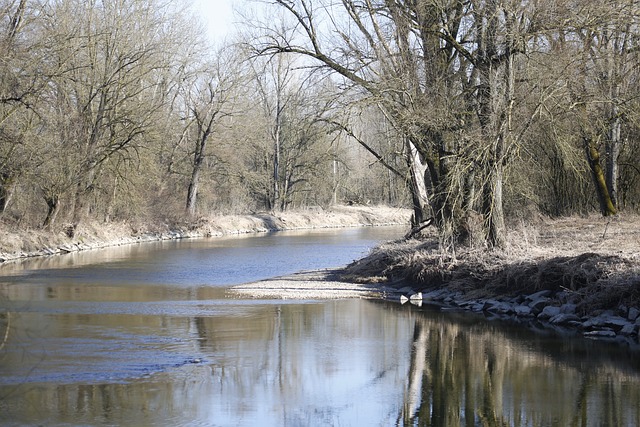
[227,269,391,300]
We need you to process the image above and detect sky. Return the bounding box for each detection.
[193,0,237,43]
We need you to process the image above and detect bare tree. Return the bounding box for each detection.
[257,0,544,247]
[181,47,241,217]
[0,0,37,216]
[533,0,640,216]
[35,0,196,231]
[250,52,296,211]
[574,1,639,215]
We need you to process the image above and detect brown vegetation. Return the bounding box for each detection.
[342,214,640,316]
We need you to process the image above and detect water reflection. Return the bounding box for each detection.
[0,227,399,288]
[2,299,640,426]
[396,307,640,427]
[1,226,640,426]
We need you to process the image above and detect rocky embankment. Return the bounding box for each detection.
[341,214,640,347]
[0,205,411,263]
[393,287,640,347]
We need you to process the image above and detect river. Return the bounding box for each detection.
[1,226,639,426]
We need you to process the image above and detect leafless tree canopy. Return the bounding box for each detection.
[0,0,638,248]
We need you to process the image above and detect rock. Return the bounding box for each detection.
[584,330,617,339]
[445,294,464,304]
[482,299,497,308]
[514,305,533,317]
[556,291,569,303]
[619,304,629,317]
[628,307,640,322]
[583,316,607,329]
[409,292,423,301]
[43,247,60,255]
[514,295,525,304]
[525,290,552,301]
[528,297,550,312]
[59,245,76,253]
[583,315,629,332]
[470,303,484,312]
[423,289,448,301]
[560,303,577,314]
[549,313,581,325]
[603,316,631,331]
[619,323,636,336]
[482,299,496,312]
[483,300,514,315]
[538,305,561,320]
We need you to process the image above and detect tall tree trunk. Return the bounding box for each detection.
[71,161,98,235]
[606,104,621,207]
[104,175,118,223]
[475,0,514,249]
[585,139,617,216]
[604,26,625,210]
[406,139,430,227]
[43,193,61,229]
[0,172,15,215]
[482,163,507,248]
[273,130,281,211]
[272,87,283,212]
[186,136,206,217]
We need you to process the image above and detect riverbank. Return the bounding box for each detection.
[231,213,640,346]
[0,205,411,262]
[341,213,640,345]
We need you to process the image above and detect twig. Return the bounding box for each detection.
[602,218,611,240]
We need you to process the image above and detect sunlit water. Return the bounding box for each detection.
[1,227,640,426]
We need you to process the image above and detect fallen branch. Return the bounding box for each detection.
[404,218,434,240]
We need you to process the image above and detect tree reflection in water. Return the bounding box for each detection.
[2,298,640,425]
[397,308,640,426]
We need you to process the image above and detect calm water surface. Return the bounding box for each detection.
[1,227,639,426]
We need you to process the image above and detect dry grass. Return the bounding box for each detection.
[0,205,411,260]
[342,213,640,315]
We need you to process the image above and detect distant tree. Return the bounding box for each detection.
[530,0,640,217]
[0,0,37,217]
[571,1,640,215]
[180,47,242,217]
[33,0,197,231]
[249,51,338,211]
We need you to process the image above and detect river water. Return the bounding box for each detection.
[1,226,639,426]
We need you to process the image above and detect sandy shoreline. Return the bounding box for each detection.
[228,265,640,348]
[227,270,387,300]
[0,205,411,263]
[230,213,640,347]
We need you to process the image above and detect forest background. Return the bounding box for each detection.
[0,0,639,252]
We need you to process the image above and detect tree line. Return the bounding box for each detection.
[260,0,640,248]
[1,0,638,249]
[0,0,409,237]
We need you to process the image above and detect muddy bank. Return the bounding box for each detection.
[340,214,640,346]
[0,205,411,262]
